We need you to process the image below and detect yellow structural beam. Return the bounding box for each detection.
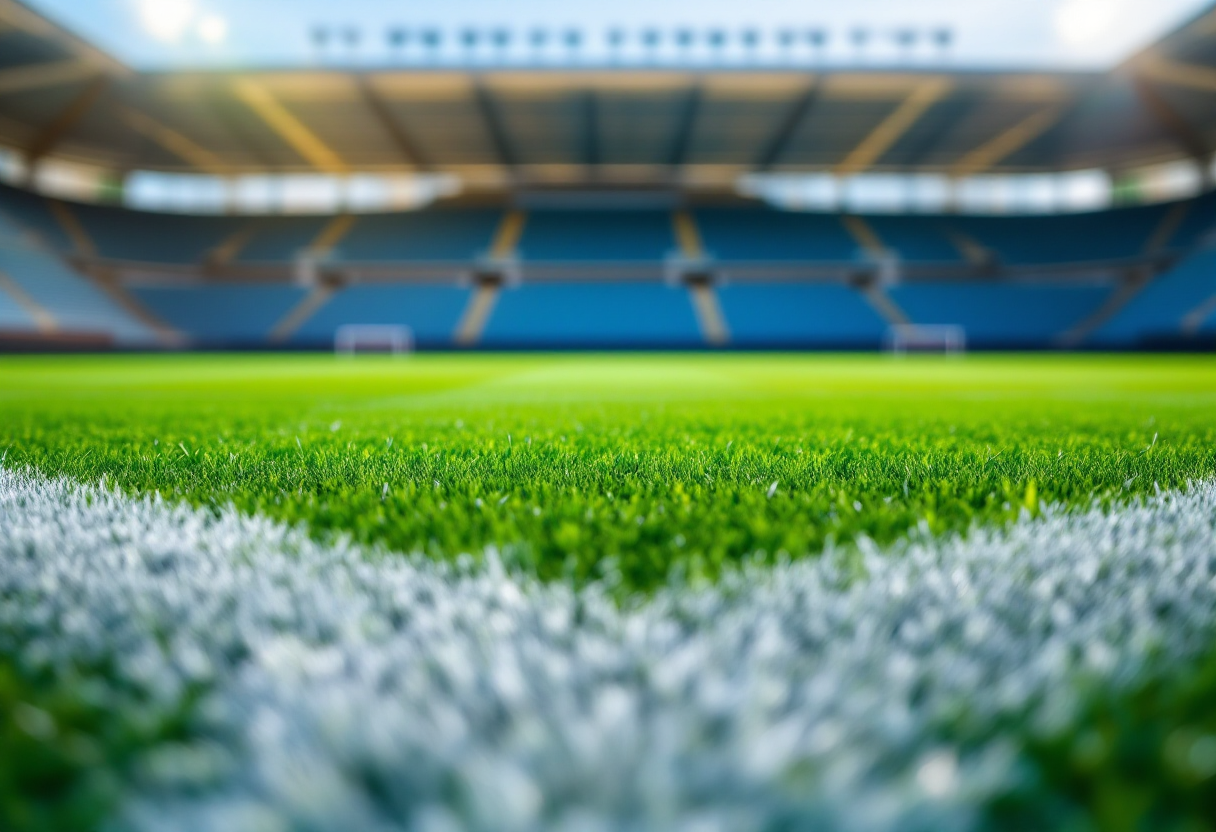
[489,210,527,259]
[950,105,1065,177]
[233,79,350,174]
[835,78,952,176]
[1137,56,1216,93]
[123,109,230,174]
[672,211,706,260]
[306,214,358,258]
[46,199,96,258]
[0,267,57,332]
[841,215,888,258]
[0,59,100,95]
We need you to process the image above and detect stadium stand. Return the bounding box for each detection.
[1,0,1215,351]
[131,285,306,345]
[340,211,503,262]
[0,208,152,343]
[693,208,861,262]
[862,217,966,264]
[1092,245,1216,345]
[290,284,472,346]
[69,204,244,265]
[516,211,675,262]
[889,282,1114,347]
[235,217,336,265]
[482,282,702,348]
[718,283,890,347]
[0,280,35,330]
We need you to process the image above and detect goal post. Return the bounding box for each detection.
[334,324,415,357]
[886,324,966,356]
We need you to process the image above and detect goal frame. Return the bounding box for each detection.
[334,324,415,357]
[886,324,966,356]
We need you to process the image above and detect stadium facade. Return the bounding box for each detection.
[0,0,1214,350]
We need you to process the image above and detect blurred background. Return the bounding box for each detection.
[0,0,1213,352]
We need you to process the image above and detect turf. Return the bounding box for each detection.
[4,352,1216,832]
[2,352,1215,592]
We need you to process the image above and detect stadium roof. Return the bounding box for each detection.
[1,0,1215,189]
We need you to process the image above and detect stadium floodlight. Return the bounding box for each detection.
[894,28,918,61]
[386,27,409,61]
[310,26,329,64]
[529,27,549,62]
[606,27,626,63]
[342,26,361,57]
[777,28,796,62]
[641,28,662,62]
[491,28,511,63]
[420,28,442,62]
[740,28,761,61]
[806,28,828,61]
[675,28,695,62]
[460,27,480,63]
[850,27,871,62]
[932,27,954,61]
[563,29,582,62]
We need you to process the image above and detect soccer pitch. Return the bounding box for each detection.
[3,353,1216,831]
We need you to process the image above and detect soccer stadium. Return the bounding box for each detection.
[1,0,1216,828]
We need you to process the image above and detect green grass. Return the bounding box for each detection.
[3,353,1215,592]
[4,352,1216,831]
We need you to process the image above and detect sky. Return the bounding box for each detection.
[26,0,1212,70]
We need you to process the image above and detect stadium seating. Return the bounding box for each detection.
[890,282,1112,346]
[517,211,675,261]
[0,283,34,330]
[0,213,152,342]
[339,211,502,262]
[0,184,76,251]
[70,204,244,264]
[482,282,701,347]
[236,217,334,264]
[693,208,861,262]
[291,284,471,346]
[3,176,1216,349]
[718,283,889,347]
[863,216,965,264]
[1092,246,1216,345]
[948,205,1173,266]
[131,284,306,345]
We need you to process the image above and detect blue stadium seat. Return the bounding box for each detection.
[1093,246,1216,345]
[949,204,1170,266]
[693,209,859,262]
[517,211,675,261]
[131,285,306,344]
[70,204,244,264]
[291,284,471,346]
[340,210,502,262]
[718,283,888,346]
[0,185,75,251]
[863,216,964,263]
[0,282,36,330]
[1164,193,1216,251]
[0,227,152,342]
[483,282,700,347]
[236,217,333,264]
[890,282,1111,346]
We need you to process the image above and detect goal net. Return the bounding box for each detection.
[334,325,415,357]
[886,324,966,356]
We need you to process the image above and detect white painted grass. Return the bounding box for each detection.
[2,468,1216,831]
